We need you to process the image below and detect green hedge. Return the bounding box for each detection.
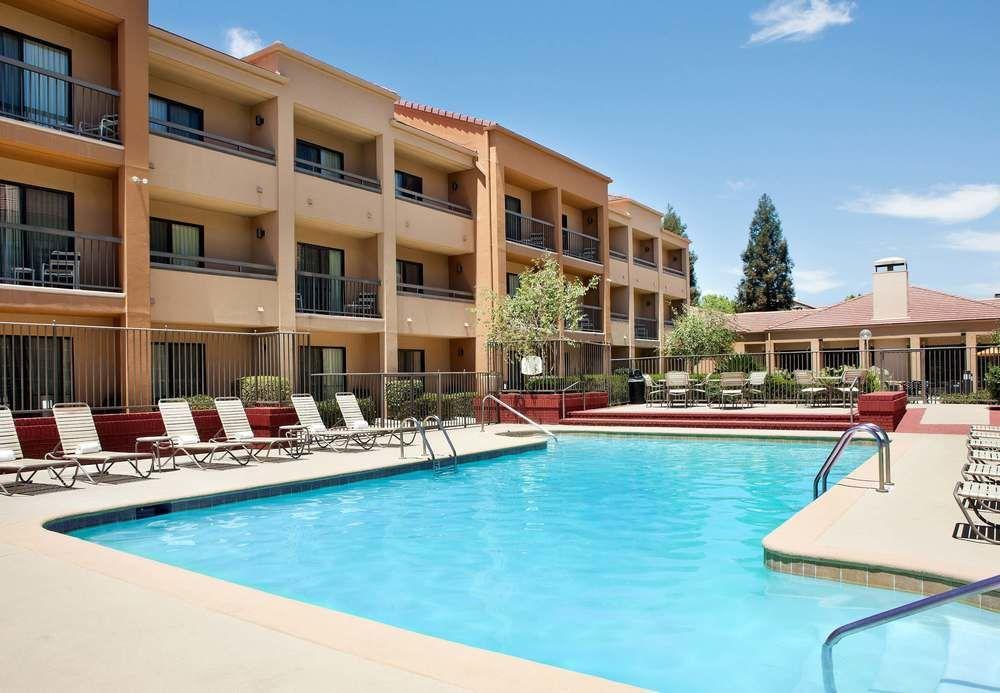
[940,391,996,405]
[184,394,215,410]
[315,396,377,427]
[238,375,291,405]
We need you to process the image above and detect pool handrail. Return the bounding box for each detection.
[480,394,558,441]
[423,415,457,469]
[813,423,890,498]
[821,573,1000,693]
[400,416,434,461]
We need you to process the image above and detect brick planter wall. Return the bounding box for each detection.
[857,391,908,432]
[490,392,609,425]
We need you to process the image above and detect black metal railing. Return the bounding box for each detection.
[633,255,657,269]
[396,283,474,301]
[634,316,658,340]
[609,248,627,261]
[663,264,686,277]
[295,272,380,318]
[150,252,276,280]
[395,188,472,217]
[294,157,381,192]
[488,340,611,392]
[562,227,601,263]
[575,305,603,333]
[610,310,628,322]
[505,210,556,251]
[150,118,275,163]
[0,222,120,292]
[0,55,120,143]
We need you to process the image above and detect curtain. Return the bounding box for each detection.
[24,187,71,281]
[0,30,22,118]
[22,39,69,127]
[321,348,345,400]
[172,223,201,267]
[148,95,168,133]
[320,147,343,178]
[0,183,20,280]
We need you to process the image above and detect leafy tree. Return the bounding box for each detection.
[662,204,700,304]
[735,194,795,312]
[699,293,736,313]
[480,257,600,359]
[661,306,738,359]
[843,293,862,301]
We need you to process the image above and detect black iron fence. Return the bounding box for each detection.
[150,118,275,164]
[505,210,556,251]
[0,223,121,292]
[562,227,600,263]
[296,273,380,318]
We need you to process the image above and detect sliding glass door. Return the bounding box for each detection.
[0,181,72,285]
[297,242,344,314]
[0,29,70,129]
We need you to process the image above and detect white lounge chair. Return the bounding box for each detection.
[963,461,1000,484]
[643,374,666,407]
[334,392,416,446]
[953,481,1000,544]
[213,397,308,460]
[51,403,155,481]
[0,406,81,495]
[157,399,250,469]
[291,393,408,450]
[664,371,691,408]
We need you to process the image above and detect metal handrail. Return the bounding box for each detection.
[294,157,381,191]
[0,221,121,244]
[559,381,581,420]
[396,283,474,301]
[395,188,472,217]
[609,248,628,260]
[505,210,554,229]
[633,256,657,269]
[150,251,277,278]
[480,394,557,440]
[423,415,457,468]
[813,423,891,498]
[662,265,686,277]
[821,573,1000,693]
[400,416,434,460]
[150,118,275,162]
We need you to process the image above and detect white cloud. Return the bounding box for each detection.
[944,230,1000,252]
[794,269,843,294]
[843,184,1000,224]
[726,179,753,192]
[225,27,263,57]
[748,0,854,45]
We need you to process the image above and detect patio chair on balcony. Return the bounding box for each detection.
[51,403,155,481]
[78,113,119,141]
[42,250,80,289]
[643,374,666,407]
[746,371,768,406]
[213,397,308,460]
[717,372,748,409]
[664,371,692,408]
[346,292,378,317]
[0,406,82,495]
[953,480,1000,543]
[157,399,250,469]
[834,368,866,407]
[794,370,827,407]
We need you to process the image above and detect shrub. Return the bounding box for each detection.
[316,396,377,427]
[986,366,1000,402]
[714,353,762,374]
[185,394,215,410]
[940,391,995,405]
[385,378,424,410]
[862,368,883,394]
[238,375,291,405]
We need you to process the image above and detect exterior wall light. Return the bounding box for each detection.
[255,115,265,126]
[131,176,148,184]
[256,227,266,239]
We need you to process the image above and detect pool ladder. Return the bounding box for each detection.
[813,423,891,499]
[401,416,457,471]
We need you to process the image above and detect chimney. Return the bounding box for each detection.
[872,257,909,320]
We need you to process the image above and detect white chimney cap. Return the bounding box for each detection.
[874,256,906,267]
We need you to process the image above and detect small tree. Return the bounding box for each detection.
[736,194,795,312]
[662,204,700,304]
[662,306,738,360]
[699,293,736,313]
[480,258,600,360]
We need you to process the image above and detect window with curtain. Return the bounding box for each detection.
[150,217,204,268]
[0,29,70,129]
[295,139,344,179]
[506,272,520,296]
[296,242,344,314]
[395,170,423,201]
[152,342,206,401]
[149,94,204,141]
[0,334,73,412]
[0,181,72,285]
[396,259,423,294]
[398,349,425,373]
[299,346,346,401]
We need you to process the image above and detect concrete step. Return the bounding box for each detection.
[559,416,855,431]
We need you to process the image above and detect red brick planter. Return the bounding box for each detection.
[857,391,908,432]
[488,391,609,425]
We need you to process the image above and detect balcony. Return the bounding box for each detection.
[505,210,556,252]
[562,228,601,264]
[575,304,603,333]
[634,316,658,341]
[296,273,380,318]
[150,252,276,280]
[397,286,475,338]
[396,195,474,254]
[395,188,471,218]
[661,268,689,299]
[150,267,277,326]
[0,56,120,143]
[610,310,628,322]
[397,283,474,302]
[609,248,627,261]
[633,255,657,269]
[0,223,120,292]
[150,119,274,163]
[294,158,380,193]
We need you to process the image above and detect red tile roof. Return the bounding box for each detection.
[730,309,816,333]
[395,100,495,128]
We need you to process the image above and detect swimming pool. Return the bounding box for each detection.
[70,434,999,691]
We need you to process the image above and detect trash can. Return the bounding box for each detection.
[628,369,646,404]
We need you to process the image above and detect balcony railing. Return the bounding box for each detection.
[294,158,380,193]
[396,188,472,217]
[150,252,276,280]
[609,248,627,261]
[397,283,474,302]
[634,316,658,341]
[151,118,275,164]
[562,227,601,263]
[664,318,675,328]
[0,222,120,292]
[610,310,628,322]
[0,55,120,143]
[633,256,657,269]
[663,265,686,277]
[575,304,603,333]
[505,210,556,251]
[296,272,380,318]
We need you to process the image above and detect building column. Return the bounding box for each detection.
[810,338,821,374]
[378,133,398,372]
[966,332,979,391]
[909,336,923,399]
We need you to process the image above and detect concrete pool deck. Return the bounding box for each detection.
[0,424,995,690]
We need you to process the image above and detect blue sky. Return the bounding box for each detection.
[151,0,1000,305]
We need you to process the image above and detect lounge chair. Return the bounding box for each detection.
[717,372,747,409]
[51,403,154,481]
[962,461,1000,483]
[334,392,416,446]
[157,399,250,469]
[834,368,865,407]
[663,371,691,407]
[953,481,1000,544]
[746,371,767,406]
[970,426,1000,440]
[290,393,389,450]
[643,374,666,407]
[213,397,308,460]
[794,370,827,407]
[0,406,82,495]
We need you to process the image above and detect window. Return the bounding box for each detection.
[398,349,425,373]
[0,28,71,128]
[396,259,423,294]
[299,346,346,401]
[0,334,73,412]
[506,272,519,296]
[296,242,345,314]
[150,217,204,268]
[295,139,344,179]
[561,213,568,230]
[152,342,206,401]
[0,181,73,285]
[822,348,861,371]
[776,351,812,373]
[149,95,204,141]
[395,170,423,201]
[504,195,522,240]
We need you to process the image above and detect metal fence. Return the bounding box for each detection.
[505,211,556,251]
[562,228,600,263]
[295,273,380,318]
[0,223,121,292]
[0,322,310,415]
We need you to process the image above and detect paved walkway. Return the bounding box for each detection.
[897,404,1000,434]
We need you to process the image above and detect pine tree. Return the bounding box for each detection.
[735,194,795,312]
[662,204,700,304]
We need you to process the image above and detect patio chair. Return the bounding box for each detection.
[213,397,308,460]
[0,406,82,495]
[643,374,666,407]
[717,372,747,409]
[157,399,250,469]
[794,370,827,407]
[291,393,413,450]
[970,426,1000,440]
[962,459,1000,483]
[51,403,155,481]
[664,371,692,408]
[334,392,417,446]
[834,368,866,407]
[746,371,767,406]
[953,481,1000,544]
[968,443,1000,463]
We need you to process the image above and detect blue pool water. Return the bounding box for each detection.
[71,435,999,691]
